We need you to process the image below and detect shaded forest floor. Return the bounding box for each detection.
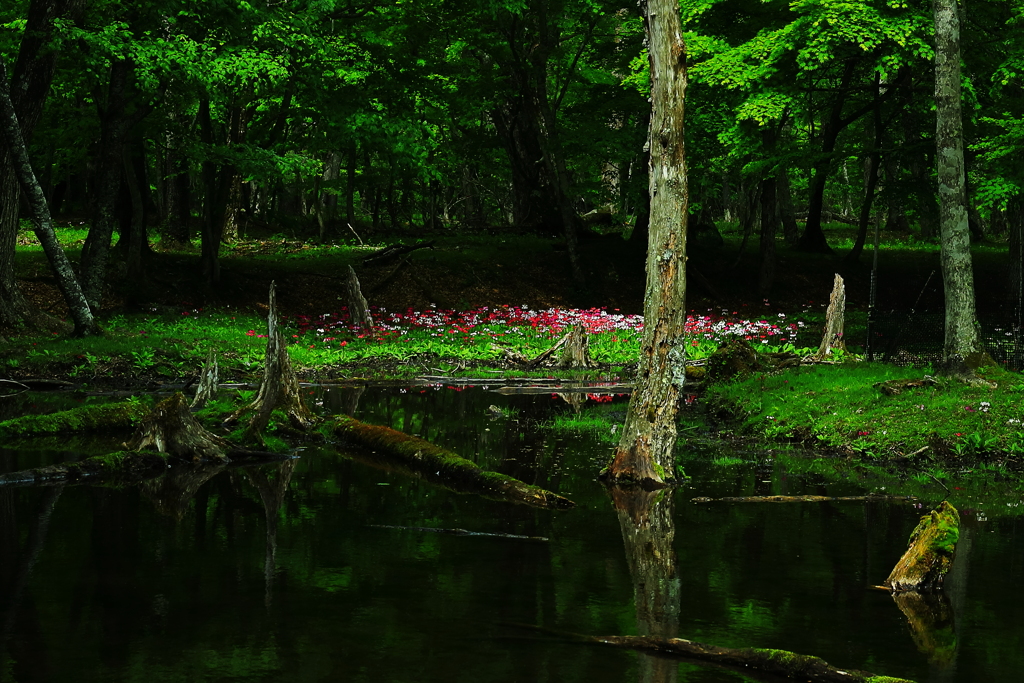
[13,222,1021,327]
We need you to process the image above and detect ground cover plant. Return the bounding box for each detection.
[1,298,813,385]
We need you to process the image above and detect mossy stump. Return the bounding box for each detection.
[127,392,232,463]
[706,338,760,382]
[885,500,960,593]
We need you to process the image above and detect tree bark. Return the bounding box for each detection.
[601,0,688,487]
[933,0,988,372]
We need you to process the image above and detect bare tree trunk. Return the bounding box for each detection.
[601,0,688,487]
[933,0,988,374]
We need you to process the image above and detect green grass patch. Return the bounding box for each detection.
[707,361,1024,459]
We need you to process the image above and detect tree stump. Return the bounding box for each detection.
[555,324,595,368]
[191,349,219,409]
[126,392,232,463]
[813,273,846,360]
[345,265,373,327]
[226,281,315,443]
[884,500,959,592]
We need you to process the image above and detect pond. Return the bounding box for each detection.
[1,385,1022,682]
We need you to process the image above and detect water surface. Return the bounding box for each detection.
[1,386,1021,682]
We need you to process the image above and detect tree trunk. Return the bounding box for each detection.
[1007,195,1024,319]
[601,0,688,487]
[777,167,800,245]
[81,58,133,308]
[0,0,83,333]
[758,176,778,299]
[0,56,96,336]
[846,74,884,265]
[933,0,988,372]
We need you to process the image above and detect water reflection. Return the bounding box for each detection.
[0,387,1022,681]
[613,488,679,683]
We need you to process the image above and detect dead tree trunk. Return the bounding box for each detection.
[226,281,315,442]
[813,274,846,360]
[345,265,373,327]
[190,349,218,410]
[601,0,689,487]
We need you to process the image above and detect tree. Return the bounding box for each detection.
[0,55,96,336]
[601,0,688,487]
[933,0,988,373]
[0,0,83,333]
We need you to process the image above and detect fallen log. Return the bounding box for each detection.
[0,400,151,438]
[0,447,293,488]
[369,524,549,542]
[883,500,959,593]
[0,451,169,486]
[330,414,574,510]
[588,635,914,683]
[692,494,917,504]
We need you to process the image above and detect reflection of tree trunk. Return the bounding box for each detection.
[0,486,62,657]
[140,464,225,520]
[246,459,297,607]
[612,487,679,683]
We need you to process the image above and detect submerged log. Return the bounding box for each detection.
[369,524,549,542]
[127,392,233,463]
[588,635,915,683]
[884,500,960,593]
[692,494,917,504]
[0,451,169,486]
[226,281,315,442]
[330,414,574,510]
[0,400,151,438]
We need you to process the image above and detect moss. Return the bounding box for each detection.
[0,400,151,438]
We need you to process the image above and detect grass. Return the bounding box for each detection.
[1,294,820,384]
[706,360,1024,459]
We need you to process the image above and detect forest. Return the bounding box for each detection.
[1,0,1023,334]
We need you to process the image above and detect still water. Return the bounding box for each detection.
[1,385,1022,682]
